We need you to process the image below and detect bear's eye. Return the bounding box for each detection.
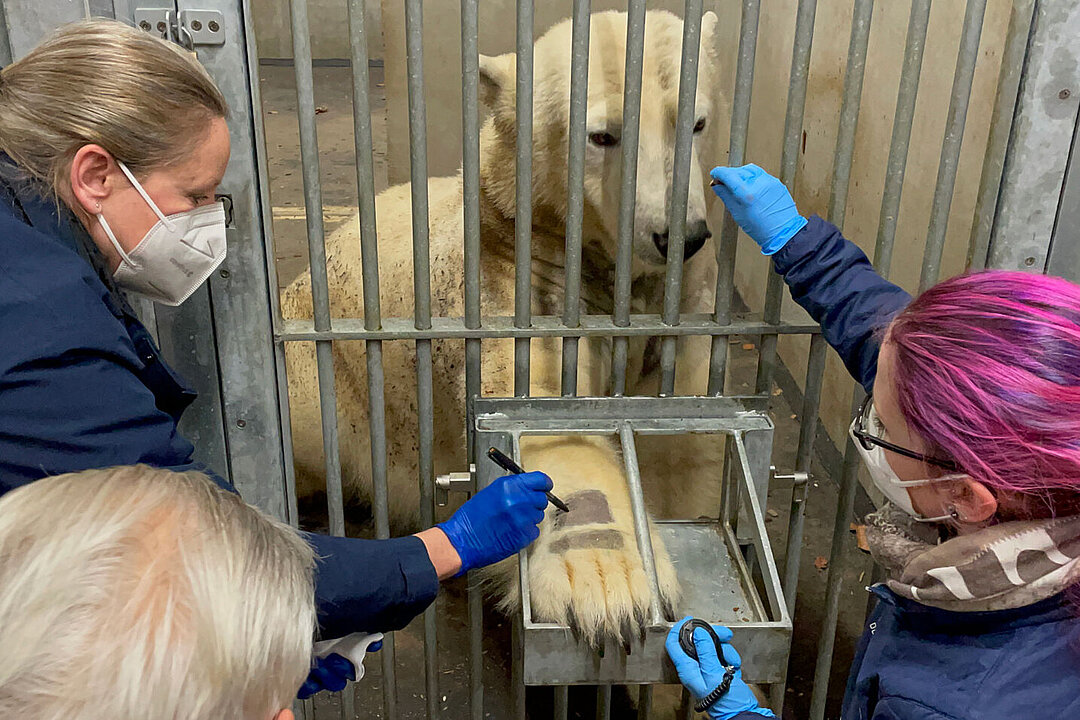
[693,117,707,133]
[588,131,619,147]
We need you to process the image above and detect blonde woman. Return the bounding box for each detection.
[0,465,316,719]
[0,20,552,696]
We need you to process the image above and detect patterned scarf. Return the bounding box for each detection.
[864,505,1080,612]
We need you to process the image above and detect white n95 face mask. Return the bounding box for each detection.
[96,160,227,306]
[849,406,965,523]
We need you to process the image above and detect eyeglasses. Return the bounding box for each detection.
[851,394,959,471]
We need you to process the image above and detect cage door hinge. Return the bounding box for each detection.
[134,9,225,52]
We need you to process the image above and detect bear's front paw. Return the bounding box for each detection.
[525,490,679,651]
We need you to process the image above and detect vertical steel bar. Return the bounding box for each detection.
[680,687,694,720]
[638,685,653,720]
[595,686,612,720]
[783,334,826,615]
[756,0,818,394]
[828,0,875,228]
[610,0,647,396]
[553,686,569,720]
[659,0,705,396]
[513,0,534,396]
[290,2,353,713]
[707,0,761,395]
[561,0,591,396]
[967,0,1036,270]
[289,0,344,537]
[460,2,484,717]
[809,12,930,712]
[619,424,663,623]
[404,1,436,718]
[919,0,987,291]
[874,0,932,277]
[809,394,865,720]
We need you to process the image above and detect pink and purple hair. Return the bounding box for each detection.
[887,270,1080,519]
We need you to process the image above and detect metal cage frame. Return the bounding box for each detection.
[2,0,1079,719]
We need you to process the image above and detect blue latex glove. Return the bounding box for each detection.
[710,164,808,255]
[438,471,552,574]
[665,617,775,719]
[296,641,383,699]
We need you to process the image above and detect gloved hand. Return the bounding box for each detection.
[665,617,775,719]
[437,471,552,574]
[709,164,807,255]
[296,640,383,699]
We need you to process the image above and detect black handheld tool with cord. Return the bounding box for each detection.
[486,447,570,513]
[678,618,739,714]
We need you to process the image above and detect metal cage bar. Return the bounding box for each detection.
[404,1,438,717]
[610,0,647,396]
[459,0,486,714]
[874,0,932,278]
[279,315,821,342]
[658,0,705,396]
[810,6,932,713]
[919,0,987,291]
[345,0,402,713]
[288,0,353,713]
[755,0,817,394]
[967,0,1036,270]
[619,424,664,624]
[707,0,761,395]
[782,333,826,614]
[289,0,344,538]
[561,0,591,397]
[828,0,875,228]
[514,0,535,397]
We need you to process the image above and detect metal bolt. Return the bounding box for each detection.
[236,419,247,428]
[1024,256,1036,267]
[139,20,151,31]
[1060,89,1072,100]
[208,20,220,32]
[219,268,230,279]
[156,21,167,32]
[190,20,203,32]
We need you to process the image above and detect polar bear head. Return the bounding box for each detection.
[479,10,723,275]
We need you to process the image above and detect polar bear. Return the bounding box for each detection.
[282,9,724,648]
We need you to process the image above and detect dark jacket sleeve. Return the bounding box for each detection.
[0,225,438,639]
[306,532,439,639]
[771,216,912,392]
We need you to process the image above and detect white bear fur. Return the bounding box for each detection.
[282,9,726,648]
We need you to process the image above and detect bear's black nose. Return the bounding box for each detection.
[652,220,712,261]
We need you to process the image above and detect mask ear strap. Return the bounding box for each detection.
[893,472,968,488]
[116,160,175,231]
[96,211,135,267]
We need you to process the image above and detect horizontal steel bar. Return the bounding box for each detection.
[279,315,822,341]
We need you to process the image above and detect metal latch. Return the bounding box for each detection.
[435,464,475,506]
[135,9,225,50]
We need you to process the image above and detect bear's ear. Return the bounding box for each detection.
[700,11,719,60]
[478,52,515,111]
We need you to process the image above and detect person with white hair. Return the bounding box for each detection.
[0,464,317,719]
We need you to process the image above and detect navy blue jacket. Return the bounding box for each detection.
[730,217,1080,719]
[0,172,437,640]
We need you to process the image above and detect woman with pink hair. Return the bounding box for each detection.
[666,164,1080,720]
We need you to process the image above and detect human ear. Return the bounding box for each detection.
[68,144,118,215]
[948,477,997,524]
[271,708,294,720]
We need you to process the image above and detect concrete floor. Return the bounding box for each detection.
[260,65,872,720]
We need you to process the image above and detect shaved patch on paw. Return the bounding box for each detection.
[553,489,614,529]
[549,529,624,554]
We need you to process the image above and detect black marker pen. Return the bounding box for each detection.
[486,447,571,513]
